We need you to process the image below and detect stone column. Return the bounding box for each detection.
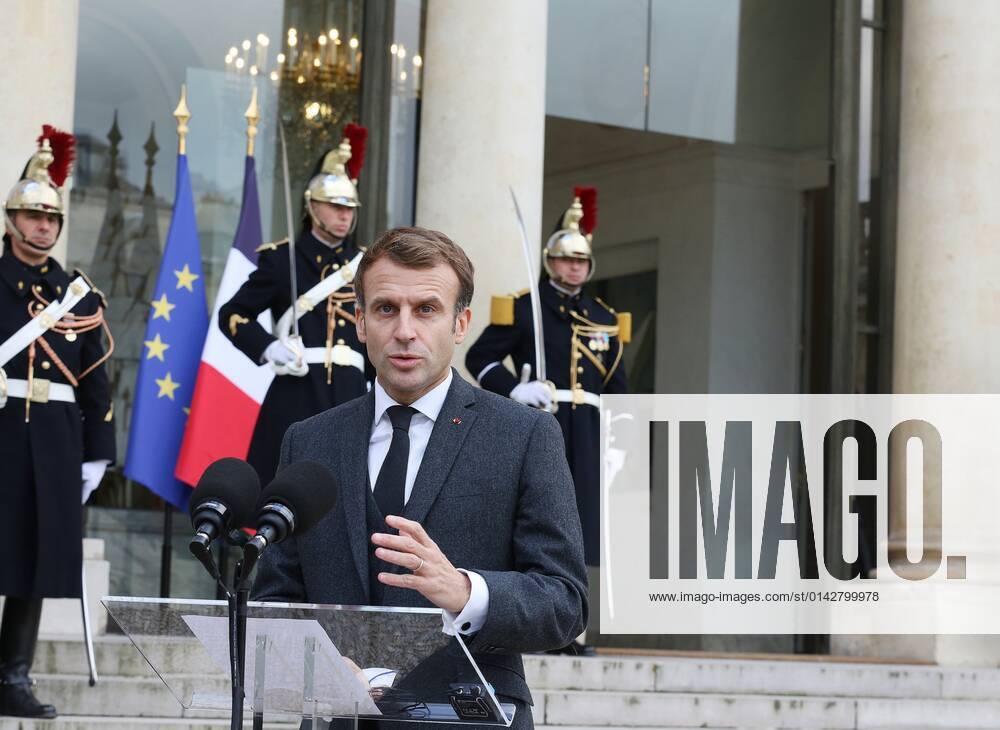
[0,0,80,266]
[887,0,1000,665]
[415,0,548,377]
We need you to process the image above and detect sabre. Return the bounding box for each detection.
[508,187,546,383]
[80,562,98,685]
[278,123,300,341]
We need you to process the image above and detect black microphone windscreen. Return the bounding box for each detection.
[259,460,339,535]
[190,458,261,529]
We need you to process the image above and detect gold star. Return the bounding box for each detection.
[174,263,200,292]
[151,293,176,321]
[155,372,181,400]
[144,333,170,361]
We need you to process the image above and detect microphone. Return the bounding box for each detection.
[241,460,339,579]
[188,458,261,580]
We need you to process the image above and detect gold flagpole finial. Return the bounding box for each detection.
[173,84,191,155]
[245,86,260,157]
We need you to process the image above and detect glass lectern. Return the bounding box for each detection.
[103,597,515,726]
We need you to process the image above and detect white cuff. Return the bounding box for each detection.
[441,569,489,636]
[475,362,502,385]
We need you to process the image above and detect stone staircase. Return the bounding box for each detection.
[2,636,1000,728]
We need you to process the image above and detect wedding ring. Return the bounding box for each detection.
[412,557,425,574]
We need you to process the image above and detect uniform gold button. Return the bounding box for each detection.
[336,338,345,345]
[17,281,23,290]
[577,366,584,373]
[41,265,48,273]
[316,255,322,263]
[41,361,51,370]
[559,305,566,313]
[583,309,588,316]
[337,319,345,326]
[333,263,340,270]
[56,285,62,295]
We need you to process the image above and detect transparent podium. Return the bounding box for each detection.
[103,597,515,727]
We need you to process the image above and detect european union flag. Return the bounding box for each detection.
[125,152,209,510]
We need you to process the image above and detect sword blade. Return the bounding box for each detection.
[81,562,99,685]
[509,187,546,382]
[279,123,300,339]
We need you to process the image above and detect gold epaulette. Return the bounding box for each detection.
[513,287,530,298]
[73,268,108,309]
[255,238,289,253]
[617,312,632,343]
[490,294,515,326]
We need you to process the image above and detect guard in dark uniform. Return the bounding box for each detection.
[219,125,372,482]
[466,187,629,655]
[0,127,115,718]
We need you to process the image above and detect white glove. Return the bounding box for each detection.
[264,339,297,365]
[510,380,553,408]
[81,460,110,504]
[265,338,309,377]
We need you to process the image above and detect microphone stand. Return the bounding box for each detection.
[189,537,254,730]
[230,558,264,730]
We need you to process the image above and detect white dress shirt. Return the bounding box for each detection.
[369,371,489,635]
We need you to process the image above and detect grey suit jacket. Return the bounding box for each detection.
[252,370,589,712]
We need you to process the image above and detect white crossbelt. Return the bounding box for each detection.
[0,275,92,368]
[300,345,365,372]
[554,388,601,409]
[5,378,76,403]
[273,251,365,340]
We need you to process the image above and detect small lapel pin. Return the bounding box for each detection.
[452,417,462,425]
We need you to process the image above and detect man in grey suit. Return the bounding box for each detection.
[252,226,589,728]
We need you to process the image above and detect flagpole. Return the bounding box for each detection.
[174,84,190,155]
[245,86,259,157]
[159,504,173,598]
[158,85,192,598]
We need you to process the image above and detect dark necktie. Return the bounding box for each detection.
[373,405,417,522]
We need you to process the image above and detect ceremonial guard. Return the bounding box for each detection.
[0,127,115,718]
[466,187,629,654]
[219,125,372,482]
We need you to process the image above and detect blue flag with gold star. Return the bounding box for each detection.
[125,153,208,510]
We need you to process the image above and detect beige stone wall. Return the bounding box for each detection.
[0,0,80,266]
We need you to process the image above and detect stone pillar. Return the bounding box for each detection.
[415,0,548,377]
[887,0,1000,665]
[0,0,80,266]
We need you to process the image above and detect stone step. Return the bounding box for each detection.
[0,718,295,730]
[35,636,196,679]
[36,638,1000,702]
[535,689,1000,729]
[23,670,1000,729]
[526,653,1000,701]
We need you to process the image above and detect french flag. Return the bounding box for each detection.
[175,155,273,487]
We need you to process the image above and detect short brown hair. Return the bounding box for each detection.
[355,227,475,315]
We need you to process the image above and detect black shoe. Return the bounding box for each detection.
[0,597,56,718]
[0,678,58,719]
[546,641,597,657]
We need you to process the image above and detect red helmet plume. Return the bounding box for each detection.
[37,124,76,187]
[343,123,367,181]
[574,186,597,236]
